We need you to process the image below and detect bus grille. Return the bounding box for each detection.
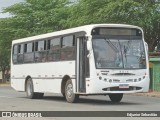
[111,73,135,76]
[102,86,142,91]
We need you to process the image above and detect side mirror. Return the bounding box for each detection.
[145,42,148,52]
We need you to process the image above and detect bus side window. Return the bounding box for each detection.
[12,45,18,64]
[17,44,24,64]
[35,40,47,62]
[61,35,75,61]
[48,38,61,61]
[47,40,51,50]
[24,44,27,53]
[23,42,34,63]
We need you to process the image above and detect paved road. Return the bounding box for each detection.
[0,86,160,120]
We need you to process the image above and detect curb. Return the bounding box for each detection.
[0,83,10,87]
[127,92,160,98]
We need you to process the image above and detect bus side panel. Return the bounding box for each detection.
[33,78,76,93]
[11,64,26,91]
[11,61,76,93]
[33,79,62,93]
[11,78,25,92]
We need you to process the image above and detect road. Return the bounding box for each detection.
[0,86,160,120]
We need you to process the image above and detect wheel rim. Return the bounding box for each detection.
[66,83,73,98]
[27,81,32,96]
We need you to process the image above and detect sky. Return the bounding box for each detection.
[0,0,24,18]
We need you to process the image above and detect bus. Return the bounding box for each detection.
[11,24,149,103]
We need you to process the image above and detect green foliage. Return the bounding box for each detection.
[66,0,160,51]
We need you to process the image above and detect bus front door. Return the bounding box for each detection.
[76,37,89,93]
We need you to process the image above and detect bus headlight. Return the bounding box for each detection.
[99,76,102,80]
[104,78,107,82]
[109,79,112,82]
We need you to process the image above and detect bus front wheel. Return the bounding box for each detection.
[65,79,79,103]
[109,93,123,103]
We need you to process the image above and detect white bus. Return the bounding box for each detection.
[11,24,149,103]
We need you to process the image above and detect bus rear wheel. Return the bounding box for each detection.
[65,79,79,103]
[109,93,123,103]
[26,78,44,99]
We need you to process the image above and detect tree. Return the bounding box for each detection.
[66,0,160,51]
[0,19,13,82]
[97,0,160,51]
[3,0,71,35]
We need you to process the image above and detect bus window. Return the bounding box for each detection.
[27,43,33,53]
[61,35,75,61]
[48,38,61,61]
[35,41,38,51]
[50,38,61,50]
[12,45,18,64]
[47,40,51,50]
[13,45,18,54]
[35,40,47,62]
[62,36,74,48]
[24,42,34,63]
[38,41,45,51]
[17,44,24,64]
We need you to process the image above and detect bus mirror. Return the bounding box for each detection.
[145,42,148,52]
[87,41,92,51]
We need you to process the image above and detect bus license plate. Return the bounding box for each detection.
[119,84,129,88]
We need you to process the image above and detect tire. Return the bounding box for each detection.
[62,93,66,98]
[109,93,123,103]
[37,93,44,99]
[26,78,44,99]
[65,79,79,103]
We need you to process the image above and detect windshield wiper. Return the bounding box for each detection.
[104,39,119,53]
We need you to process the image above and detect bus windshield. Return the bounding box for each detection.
[92,37,146,69]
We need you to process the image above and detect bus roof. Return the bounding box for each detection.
[12,24,142,44]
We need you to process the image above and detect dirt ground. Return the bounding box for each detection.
[130,91,160,98]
